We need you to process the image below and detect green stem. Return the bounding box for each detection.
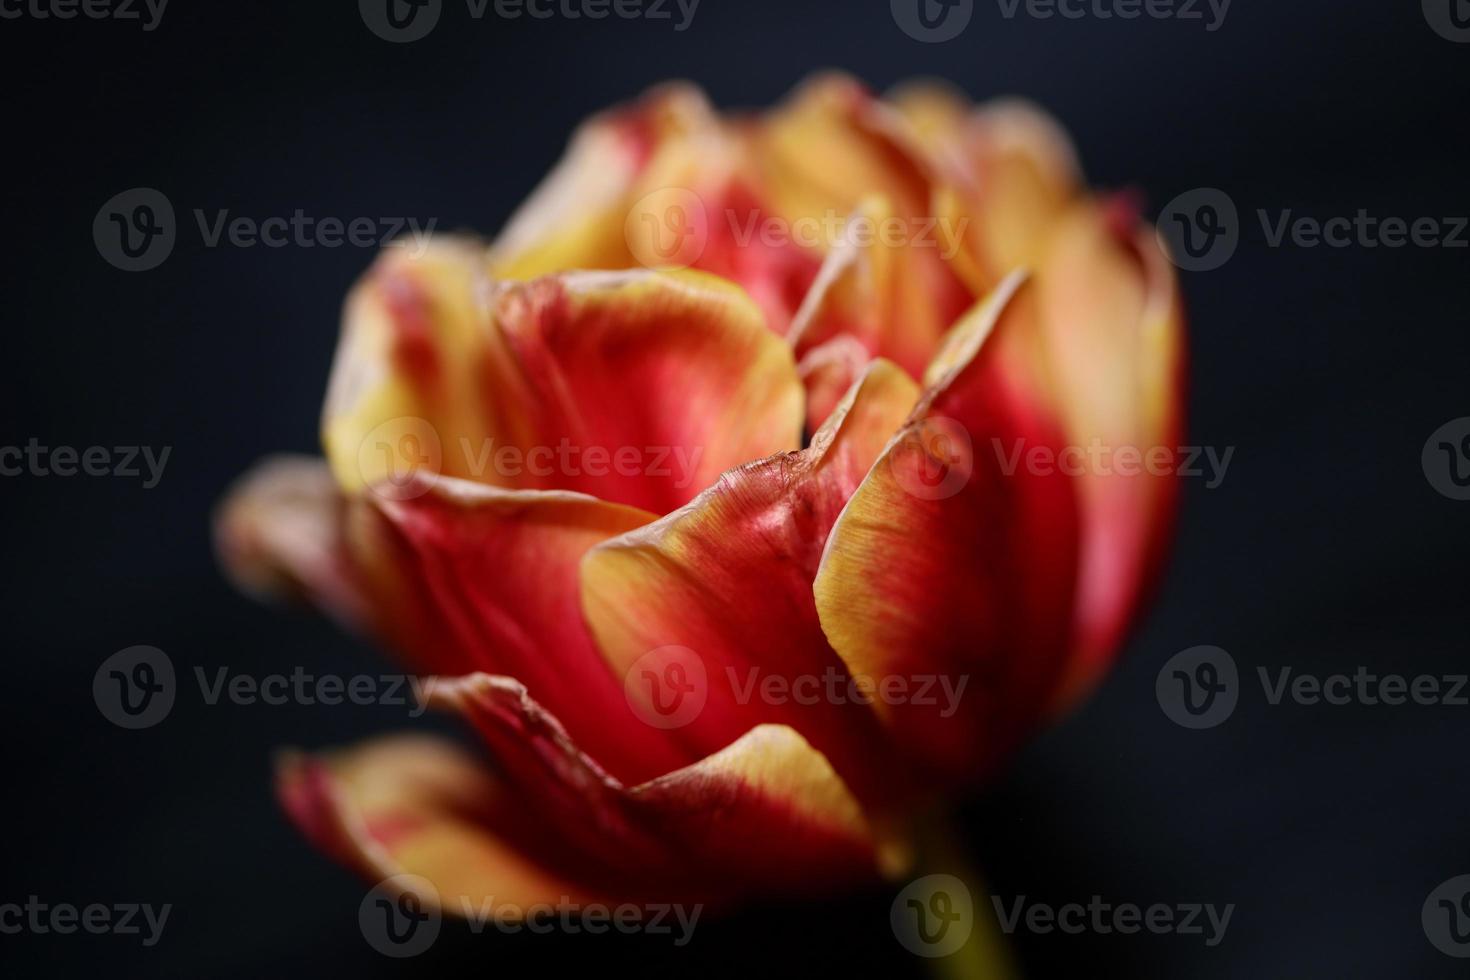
[905,809,1021,980]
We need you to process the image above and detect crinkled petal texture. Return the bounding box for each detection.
[217,72,1187,913]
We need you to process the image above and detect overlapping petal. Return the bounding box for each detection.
[787,194,972,394]
[489,83,822,334]
[580,361,921,808]
[813,275,1082,783]
[326,240,803,514]
[889,81,1082,294]
[276,734,597,912]
[377,675,883,906]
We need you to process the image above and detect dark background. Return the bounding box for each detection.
[3,0,1468,976]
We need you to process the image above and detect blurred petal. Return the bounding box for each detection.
[813,275,1081,784]
[216,458,693,784]
[489,83,718,279]
[214,455,375,632]
[431,675,883,903]
[797,334,871,431]
[581,362,921,808]
[889,84,1081,293]
[325,244,803,513]
[490,83,822,334]
[277,735,596,915]
[787,194,972,380]
[1032,203,1188,708]
[754,72,933,231]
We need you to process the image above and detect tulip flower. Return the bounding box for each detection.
[215,72,1186,962]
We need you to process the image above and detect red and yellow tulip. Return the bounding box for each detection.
[216,72,1185,921]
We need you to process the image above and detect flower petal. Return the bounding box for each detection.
[214,455,377,632]
[216,457,694,785]
[754,72,933,233]
[797,334,871,431]
[1031,202,1187,708]
[360,475,695,786]
[489,83,822,335]
[428,674,884,903]
[488,83,717,279]
[813,275,1082,785]
[276,734,597,914]
[787,194,972,380]
[325,240,803,513]
[889,84,1081,294]
[580,361,920,808]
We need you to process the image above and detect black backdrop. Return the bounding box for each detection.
[3,1,1469,977]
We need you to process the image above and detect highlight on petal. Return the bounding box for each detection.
[276,734,597,915]
[428,675,885,903]
[580,361,921,809]
[813,275,1082,785]
[323,244,804,514]
[787,194,973,382]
